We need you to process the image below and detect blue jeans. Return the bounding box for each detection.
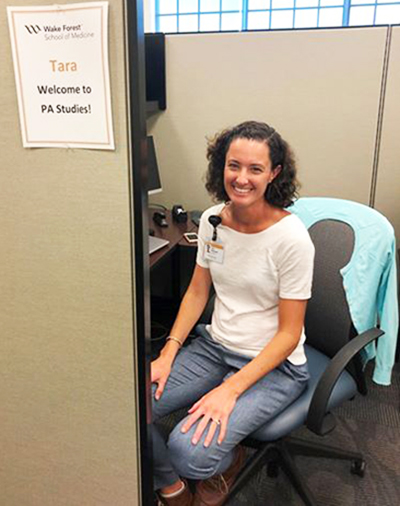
[152,325,309,490]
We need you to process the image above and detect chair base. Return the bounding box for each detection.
[224,437,365,506]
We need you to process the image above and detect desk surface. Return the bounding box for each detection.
[149,208,197,269]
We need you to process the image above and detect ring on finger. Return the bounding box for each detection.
[212,418,221,425]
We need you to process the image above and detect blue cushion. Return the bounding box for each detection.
[250,345,358,441]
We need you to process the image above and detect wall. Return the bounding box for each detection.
[374,25,400,239]
[0,1,141,504]
[144,0,155,32]
[147,27,399,239]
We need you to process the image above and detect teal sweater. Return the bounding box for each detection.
[289,197,398,386]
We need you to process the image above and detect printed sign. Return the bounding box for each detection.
[7,2,114,150]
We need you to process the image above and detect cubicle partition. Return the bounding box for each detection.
[375,25,400,240]
[147,26,400,240]
[0,0,152,504]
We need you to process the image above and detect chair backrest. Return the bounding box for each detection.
[305,219,356,359]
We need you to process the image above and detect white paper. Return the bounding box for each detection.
[7,2,115,150]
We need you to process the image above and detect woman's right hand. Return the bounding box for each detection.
[151,355,173,400]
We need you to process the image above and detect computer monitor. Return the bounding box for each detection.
[147,135,162,195]
[145,33,166,110]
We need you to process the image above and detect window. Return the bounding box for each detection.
[155,0,400,32]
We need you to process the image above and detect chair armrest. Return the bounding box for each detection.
[306,327,384,436]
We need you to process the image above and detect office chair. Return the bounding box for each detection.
[200,212,388,506]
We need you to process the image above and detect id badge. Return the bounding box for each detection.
[204,240,224,264]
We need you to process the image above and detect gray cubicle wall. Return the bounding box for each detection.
[148,27,400,238]
[375,25,400,239]
[0,1,147,504]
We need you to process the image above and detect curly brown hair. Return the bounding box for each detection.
[205,121,299,208]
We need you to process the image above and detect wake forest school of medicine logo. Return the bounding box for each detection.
[24,25,41,35]
[22,22,95,41]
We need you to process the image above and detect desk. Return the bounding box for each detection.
[149,208,197,269]
[149,208,197,299]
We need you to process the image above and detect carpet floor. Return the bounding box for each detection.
[227,362,400,506]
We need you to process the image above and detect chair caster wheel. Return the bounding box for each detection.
[267,461,280,478]
[351,459,366,477]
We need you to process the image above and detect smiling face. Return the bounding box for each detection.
[223,137,278,211]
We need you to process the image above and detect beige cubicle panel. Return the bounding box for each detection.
[148,27,387,212]
[374,26,400,241]
[0,1,142,504]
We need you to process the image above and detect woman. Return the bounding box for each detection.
[151,121,315,506]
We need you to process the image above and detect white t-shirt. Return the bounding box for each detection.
[196,203,315,364]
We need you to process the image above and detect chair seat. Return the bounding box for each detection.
[250,345,358,441]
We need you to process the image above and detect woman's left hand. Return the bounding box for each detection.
[180,383,238,447]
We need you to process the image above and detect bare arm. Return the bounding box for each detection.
[167,265,212,350]
[151,264,212,399]
[182,298,308,445]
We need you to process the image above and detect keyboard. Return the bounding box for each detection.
[149,235,170,255]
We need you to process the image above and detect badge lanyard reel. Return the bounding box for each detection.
[205,215,224,263]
